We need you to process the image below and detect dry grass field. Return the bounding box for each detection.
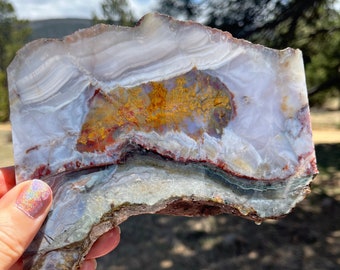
[0,110,339,270]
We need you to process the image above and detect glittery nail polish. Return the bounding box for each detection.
[16,180,52,219]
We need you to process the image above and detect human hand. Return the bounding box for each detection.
[0,166,120,270]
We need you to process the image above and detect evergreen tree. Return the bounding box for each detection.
[156,0,340,107]
[0,0,31,121]
[93,0,135,26]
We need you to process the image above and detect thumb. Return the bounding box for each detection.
[0,180,52,270]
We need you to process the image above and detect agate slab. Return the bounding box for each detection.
[8,13,318,269]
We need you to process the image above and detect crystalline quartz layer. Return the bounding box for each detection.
[8,13,317,269]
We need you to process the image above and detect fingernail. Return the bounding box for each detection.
[16,180,52,219]
[80,259,97,270]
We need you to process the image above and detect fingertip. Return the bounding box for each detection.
[80,258,97,270]
[15,180,53,219]
[0,180,53,269]
[86,227,121,259]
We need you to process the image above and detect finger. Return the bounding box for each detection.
[80,258,97,270]
[0,166,16,197]
[8,259,23,270]
[85,227,121,259]
[0,180,52,269]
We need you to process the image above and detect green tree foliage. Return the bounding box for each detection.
[93,0,135,26]
[155,0,200,20]
[0,0,31,121]
[156,0,340,107]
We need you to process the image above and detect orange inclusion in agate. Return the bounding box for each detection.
[77,68,234,152]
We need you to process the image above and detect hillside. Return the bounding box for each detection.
[29,18,93,40]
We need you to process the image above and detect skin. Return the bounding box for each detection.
[0,166,120,270]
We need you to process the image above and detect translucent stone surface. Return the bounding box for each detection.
[8,13,317,269]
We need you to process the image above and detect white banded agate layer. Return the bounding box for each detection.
[8,13,317,270]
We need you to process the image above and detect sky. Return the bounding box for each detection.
[10,0,157,21]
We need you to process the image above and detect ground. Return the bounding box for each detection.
[0,110,339,270]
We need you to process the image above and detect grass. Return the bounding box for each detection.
[0,123,13,167]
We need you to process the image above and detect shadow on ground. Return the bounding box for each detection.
[98,144,340,270]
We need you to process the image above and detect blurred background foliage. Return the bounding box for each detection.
[0,0,30,121]
[0,0,339,122]
[156,0,340,108]
[93,0,135,26]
